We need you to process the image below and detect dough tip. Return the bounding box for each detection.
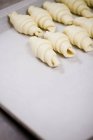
[84,43,93,52]
[47,26,56,32]
[82,10,93,18]
[65,47,75,57]
[51,56,60,67]
[43,1,51,8]
[35,30,44,37]
[8,11,17,17]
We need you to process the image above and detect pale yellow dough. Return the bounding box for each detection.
[28,6,56,32]
[64,25,93,52]
[29,37,60,67]
[73,17,93,38]
[8,12,43,37]
[43,1,73,25]
[44,31,75,57]
[84,0,93,7]
[56,0,93,18]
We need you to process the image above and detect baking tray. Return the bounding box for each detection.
[0,0,93,140]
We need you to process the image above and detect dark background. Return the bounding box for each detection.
[0,0,23,10]
[0,108,93,140]
[0,108,42,140]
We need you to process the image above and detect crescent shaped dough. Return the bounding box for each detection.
[73,17,93,38]
[29,37,60,67]
[84,0,93,7]
[44,31,75,57]
[64,25,93,52]
[56,0,93,18]
[43,1,73,25]
[8,12,43,37]
[28,6,56,32]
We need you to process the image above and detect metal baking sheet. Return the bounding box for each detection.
[0,0,93,140]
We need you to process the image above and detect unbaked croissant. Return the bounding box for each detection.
[43,1,73,25]
[73,17,93,38]
[84,0,93,7]
[56,0,93,18]
[44,31,75,57]
[64,25,93,52]
[29,37,60,67]
[28,6,56,32]
[8,12,43,37]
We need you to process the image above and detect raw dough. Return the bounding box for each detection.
[29,36,60,67]
[8,12,43,37]
[44,31,75,57]
[84,0,93,7]
[64,25,93,52]
[56,0,93,18]
[73,17,93,38]
[43,1,73,25]
[28,6,56,32]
